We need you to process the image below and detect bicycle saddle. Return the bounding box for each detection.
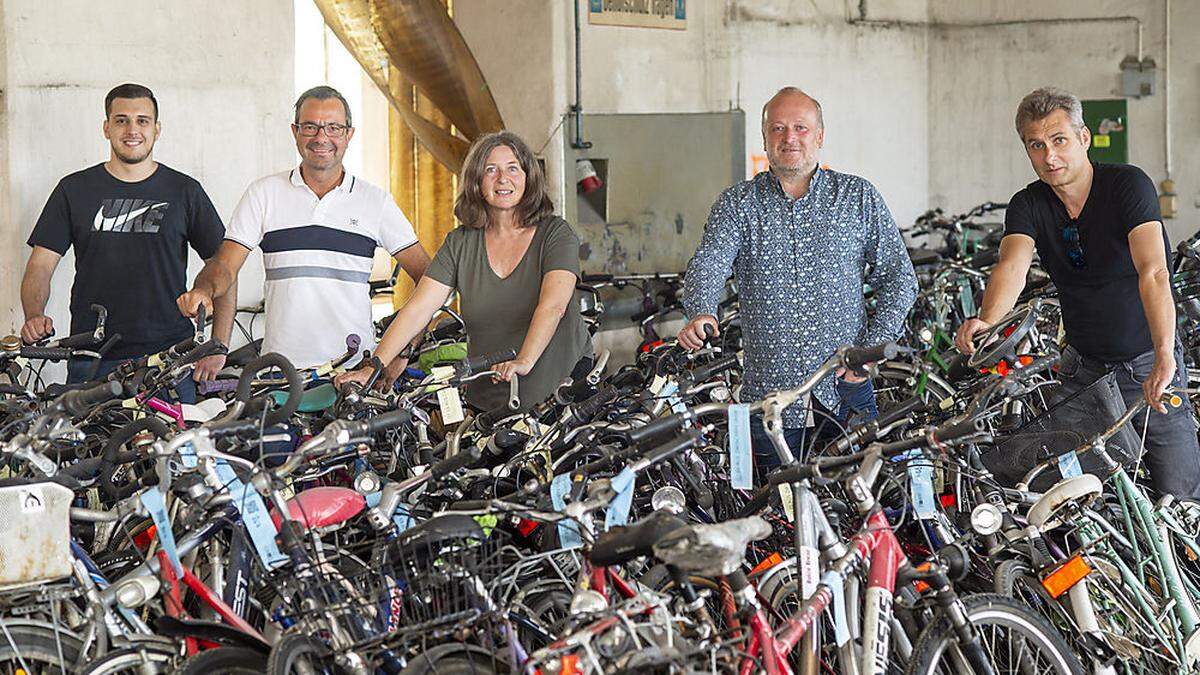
[652,516,772,576]
[268,382,337,413]
[269,486,366,531]
[589,510,688,567]
[225,338,263,368]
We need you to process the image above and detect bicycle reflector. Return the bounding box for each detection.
[1041,555,1092,598]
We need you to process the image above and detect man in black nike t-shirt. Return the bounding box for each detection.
[956,87,1200,498]
[20,83,235,399]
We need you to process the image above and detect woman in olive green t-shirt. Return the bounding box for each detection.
[335,131,592,411]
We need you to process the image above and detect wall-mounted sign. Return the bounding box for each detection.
[589,0,686,30]
[1081,99,1128,164]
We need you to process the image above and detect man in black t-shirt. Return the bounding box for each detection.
[20,83,235,399]
[956,87,1200,498]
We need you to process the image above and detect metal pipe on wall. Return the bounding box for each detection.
[1164,0,1172,180]
[570,0,592,150]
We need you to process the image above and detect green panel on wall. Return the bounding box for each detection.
[1082,99,1128,164]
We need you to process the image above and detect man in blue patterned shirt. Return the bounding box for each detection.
[678,87,917,473]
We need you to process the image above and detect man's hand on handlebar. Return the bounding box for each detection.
[1144,352,1176,414]
[334,365,372,390]
[676,315,718,351]
[493,357,532,382]
[192,354,226,382]
[20,315,54,345]
[954,317,992,355]
[177,289,213,320]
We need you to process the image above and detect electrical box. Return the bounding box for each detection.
[1120,56,1156,98]
[1082,99,1128,164]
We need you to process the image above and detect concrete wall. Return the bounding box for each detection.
[454,0,932,258]
[927,0,1197,242]
[0,0,296,350]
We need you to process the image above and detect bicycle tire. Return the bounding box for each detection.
[177,645,268,674]
[905,593,1085,675]
[79,643,179,674]
[267,633,350,675]
[0,621,84,673]
[399,643,500,675]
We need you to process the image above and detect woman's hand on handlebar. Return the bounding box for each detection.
[334,365,373,390]
[676,315,718,351]
[493,357,533,382]
[954,317,992,355]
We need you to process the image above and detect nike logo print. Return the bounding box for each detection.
[93,199,169,233]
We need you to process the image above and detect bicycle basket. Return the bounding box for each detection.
[0,481,74,588]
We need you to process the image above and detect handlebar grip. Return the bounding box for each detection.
[53,331,98,349]
[429,321,463,341]
[875,395,926,429]
[236,353,303,426]
[99,416,171,499]
[581,273,613,283]
[59,456,105,480]
[557,376,595,404]
[176,339,227,369]
[842,342,899,371]
[457,349,518,377]
[624,413,689,448]
[1013,354,1058,382]
[639,430,704,466]
[570,385,618,424]
[20,346,74,361]
[197,378,239,395]
[206,418,263,440]
[362,408,412,435]
[687,354,738,383]
[58,380,123,416]
[932,417,984,442]
[429,445,483,479]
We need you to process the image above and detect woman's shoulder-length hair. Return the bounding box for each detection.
[454,130,555,229]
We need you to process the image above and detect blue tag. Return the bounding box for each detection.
[213,462,288,568]
[178,443,198,469]
[824,570,851,646]
[606,467,637,529]
[668,394,688,414]
[659,381,678,398]
[140,489,183,576]
[550,473,583,549]
[728,404,753,490]
[907,454,937,519]
[1057,451,1083,479]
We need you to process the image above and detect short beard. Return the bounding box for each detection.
[768,158,814,180]
[115,149,152,165]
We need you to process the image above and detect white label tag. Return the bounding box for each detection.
[18,486,45,513]
[430,365,455,382]
[649,374,667,394]
[728,404,753,490]
[799,545,819,600]
[437,386,464,424]
[778,483,796,522]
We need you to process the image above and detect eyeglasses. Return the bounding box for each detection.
[1062,220,1086,269]
[294,122,349,138]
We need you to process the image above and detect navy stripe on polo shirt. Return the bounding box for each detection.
[260,224,377,258]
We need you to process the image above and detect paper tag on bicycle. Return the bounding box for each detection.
[907,456,937,519]
[799,545,819,600]
[1057,451,1083,479]
[667,393,687,414]
[777,483,796,522]
[825,570,851,646]
[606,467,637,530]
[550,473,583,550]
[430,365,455,383]
[437,386,465,425]
[140,488,182,576]
[649,374,667,394]
[214,462,288,568]
[728,404,753,490]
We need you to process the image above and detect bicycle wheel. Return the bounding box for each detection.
[177,646,268,674]
[79,643,179,674]
[400,643,500,675]
[905,593,1085,675]
[0,621,84,673]
[267,633,351,675]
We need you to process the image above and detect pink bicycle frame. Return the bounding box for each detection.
[739,508,907,675]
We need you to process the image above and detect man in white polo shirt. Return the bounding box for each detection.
[177,86,428,378]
